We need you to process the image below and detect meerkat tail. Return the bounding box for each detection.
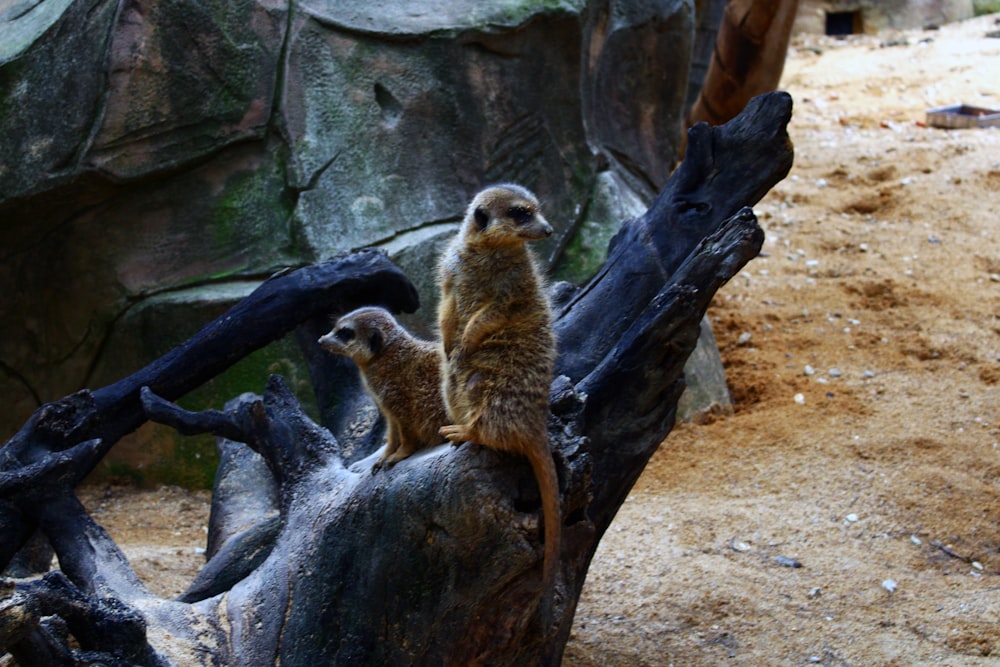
[525,440,561,622]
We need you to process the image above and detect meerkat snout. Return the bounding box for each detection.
[524,211,553,238]
[317,326,350,351]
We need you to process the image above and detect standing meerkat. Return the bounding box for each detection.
[436,183,560,613]
[319,307,448,472]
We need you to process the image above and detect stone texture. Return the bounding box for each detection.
[793,0,973,33]
[0,0,730,485]
[282,4,595,262]
[584,0,694,195]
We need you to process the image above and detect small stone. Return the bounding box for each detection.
[804,365,815,376]
[882,579,898,593]
[808,586,823,599]
[845,513,859,523]
[829,368,843,378]
[794,393,806,405]
[972,561,984,571]
[737,331,752,345]
[774,555,802,568]
[910,535,922,545]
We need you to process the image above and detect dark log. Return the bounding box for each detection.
[0,92,793,666]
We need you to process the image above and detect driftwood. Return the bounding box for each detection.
[0,92,793,666]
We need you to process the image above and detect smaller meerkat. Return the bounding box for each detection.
[436,183,560,615]
[318,307,448,472]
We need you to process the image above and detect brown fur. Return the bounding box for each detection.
[436,183,560,614]
[319,307,447,472]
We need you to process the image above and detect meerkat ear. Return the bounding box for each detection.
[368,328,384,356]
[474,207,489,230]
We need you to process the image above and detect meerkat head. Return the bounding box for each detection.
[318,307,394,365]
[464,184,553,247]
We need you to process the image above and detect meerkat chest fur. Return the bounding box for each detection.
[447,242,550,342]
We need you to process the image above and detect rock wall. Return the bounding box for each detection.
[793,0,974,34]
[0,0,730,486]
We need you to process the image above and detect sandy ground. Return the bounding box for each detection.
[69,14,1000,665]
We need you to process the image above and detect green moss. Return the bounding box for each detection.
[178,339,317,420]
[102,460,146,486]
[160,434,221,489]
[211,149,295,263]
[95,429,220,489]
[973,0,1000,14]
[552,217,616,285]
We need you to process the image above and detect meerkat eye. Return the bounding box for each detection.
[368,329,383,355]
[474,207,489,230]
[334,327,355,343]
[507,206,533,225]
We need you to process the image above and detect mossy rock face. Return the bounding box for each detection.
[1,0,718,488]
[553,171,648,286]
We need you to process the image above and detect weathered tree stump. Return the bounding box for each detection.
[0,92,793,666]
